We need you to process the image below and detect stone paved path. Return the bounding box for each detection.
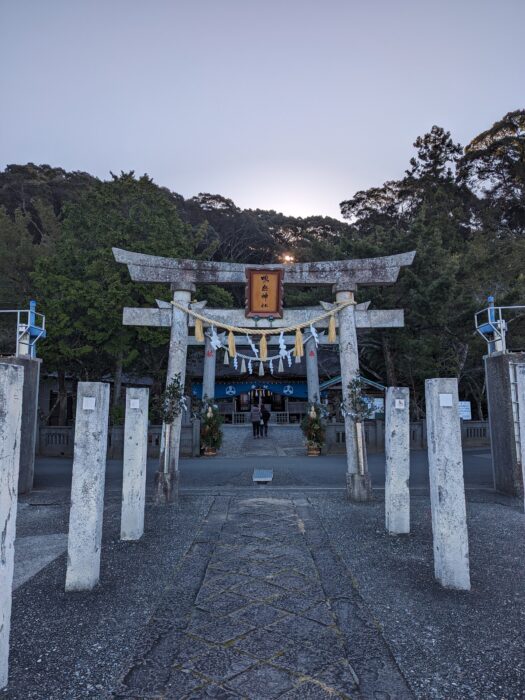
[113,496,412,699]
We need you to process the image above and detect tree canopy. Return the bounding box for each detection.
[1,109,524,421]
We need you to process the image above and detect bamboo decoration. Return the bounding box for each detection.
[294,328,304,358]
[194,317,205,342]
[259,335,268,361]
[228,330,236,357]
[328,314,337,343]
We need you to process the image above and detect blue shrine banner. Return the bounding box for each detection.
[192,380,309,399]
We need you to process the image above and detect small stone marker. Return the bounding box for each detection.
[253,468,273,484]
[385,387,410,535]
[425,378,470,590]
[121,387,149,541]
[0,363,24,690]
[65,382,110,592]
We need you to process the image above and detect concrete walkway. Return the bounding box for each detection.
[114,495,411,699]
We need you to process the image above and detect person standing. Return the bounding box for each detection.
[250,404,261,438]
[261,406,270,437]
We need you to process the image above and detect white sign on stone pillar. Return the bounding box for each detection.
[0,363,24,690]
[425,378,470,590]
[515,363,525,512]
[121,387,149,541]
[65,382,110,592]
[385,387,410,534]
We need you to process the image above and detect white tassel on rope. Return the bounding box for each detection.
[223,350,229,365]
[210,326,221,350]
[240,358,246,373]
[269,359,274,374]
[258,361,264,376]
[309,324,319,347]
[279,331,287,358]
[246,334,259,358]
[278,357,284,373]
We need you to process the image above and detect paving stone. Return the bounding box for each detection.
[164,668,206,698]
[112,494,412,699]
[189,615,255,644]
[302,602,336,626]
[185,684,241,698]
[229,602,287,627]
[270,591,325,615]
[231,577,285,601]
[280,680,344,699]
[226,663,295,698]
[233,628,294,659]
[196,591,249,617]
[314,659,360,695]
[183,646,256,682]
[146,631,212,666]
[271,642,337,675]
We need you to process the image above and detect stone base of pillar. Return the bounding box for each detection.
[154,469,179,505]
[346,472,373,502]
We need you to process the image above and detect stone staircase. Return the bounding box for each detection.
[219,424,306,457]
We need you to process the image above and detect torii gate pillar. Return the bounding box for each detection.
[156,286,193,502]
[335,287,372,501]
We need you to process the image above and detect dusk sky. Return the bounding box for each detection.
[1,0,523,219]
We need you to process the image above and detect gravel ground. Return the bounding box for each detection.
[3,494,212,700]
[310,491,525,700]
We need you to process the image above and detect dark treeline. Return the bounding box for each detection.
[1,109,524,421]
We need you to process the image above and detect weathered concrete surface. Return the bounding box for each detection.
[202,334,216,400]
[123,305,405,331]
[113,247,416,286]
[516,363,525,511]
[485,352,525,496]
[65,382,110,592]
[336,291,372,501]
[0,362,24,690]
[385,387,410,534]
[304,335,320,403]
[425,378,470,590]
[121,388,149,541]
[1,356,41,494]
[156,289,191,502]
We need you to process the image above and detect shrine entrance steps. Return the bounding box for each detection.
[219,425,305,458]
[114,495,411,698]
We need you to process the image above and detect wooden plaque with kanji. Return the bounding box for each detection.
[245,268,283,318]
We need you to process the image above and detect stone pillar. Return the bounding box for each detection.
[0,363,24,690]
[515,363,525,511]
[385,387,410,534]
[425,378,470,590]
[202,333,216,400]
[305,335,320,404]
[484,351,525,496]
[121,387,149,541]
[65,382,110,592]
[2,356,41,494]
[156,288,192,503]
[336,288,372,501]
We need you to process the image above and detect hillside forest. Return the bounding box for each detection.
[1,109,524,422]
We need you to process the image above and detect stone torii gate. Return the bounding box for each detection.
[113,247,415,501]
